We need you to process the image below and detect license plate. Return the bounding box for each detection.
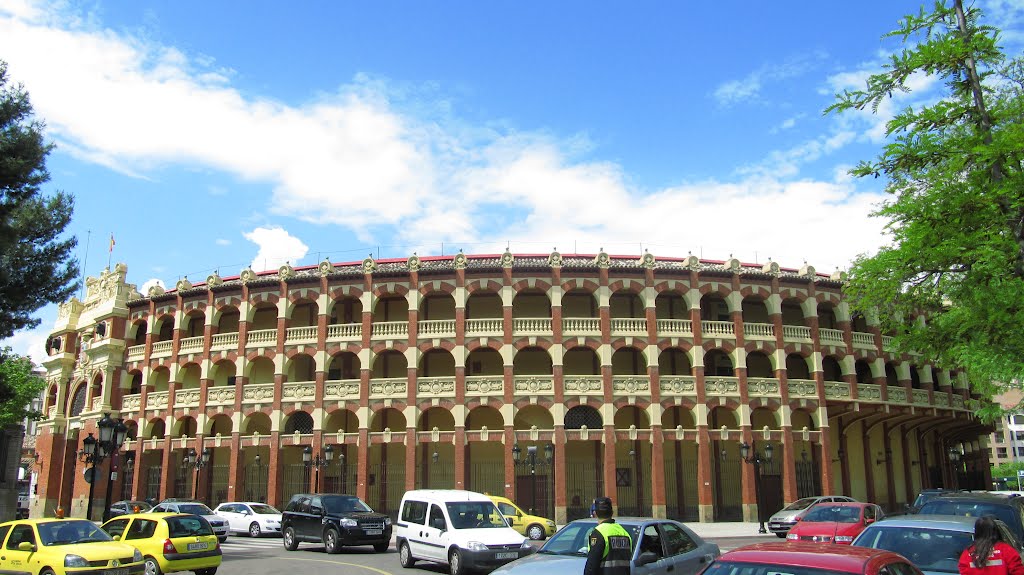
[495,552,518,560]
[106,569,129,575]
[187,542,209,551]
[366,529,383,535]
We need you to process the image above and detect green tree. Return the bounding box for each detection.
[0,59,77,340]
[826,1,1024,417]
[0,348,44,427]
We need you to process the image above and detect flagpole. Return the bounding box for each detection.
[107,233,113,270]
[80,230,91,300]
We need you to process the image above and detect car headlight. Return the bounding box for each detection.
[546,520,555,526]
[521,539,532,548]
[384,517,392,526]
[787,533,799,540]
[339,518,357,527]
[266,519,279,525]
[466,541,489,552]
[133,549,143,563]
[834,536,854,543]
[64,554,90,568]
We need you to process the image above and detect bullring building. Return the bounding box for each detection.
[32,250,991,523]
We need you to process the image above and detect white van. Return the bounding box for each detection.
[396,489,534,575]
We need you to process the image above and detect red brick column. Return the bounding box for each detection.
[266,431,282,507]
[553,425,567,524]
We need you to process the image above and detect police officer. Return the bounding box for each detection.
[584,497,632,575]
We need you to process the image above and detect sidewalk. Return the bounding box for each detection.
[681,522,774,539]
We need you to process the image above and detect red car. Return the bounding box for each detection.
[702,541,924,575]
[785,502,884,544]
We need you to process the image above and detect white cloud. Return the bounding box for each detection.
[713,52,828,107]
[244,227,308,272]
[140,278,165,295]
[0,322,51,368]
[215,238,231,246]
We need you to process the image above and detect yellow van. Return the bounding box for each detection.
[488,496,556,540]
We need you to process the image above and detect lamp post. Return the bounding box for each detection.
[949,446,963,490]
[303,445,333,490]
[184,447,212,501]
[512,443,554,515]
[739,441,774,534]
[79,412,129,522]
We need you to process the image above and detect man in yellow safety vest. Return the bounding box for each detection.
[584,497,632,575]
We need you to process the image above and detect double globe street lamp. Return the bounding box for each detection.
[511,443,554,515]
[949,446,963,490]
[79,412,129,522]
[184,447,212,500]
[739,441,774,534]
[303,445,334,489]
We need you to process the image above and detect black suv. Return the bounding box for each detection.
[281,493,392,553]
[918,492,1024,543]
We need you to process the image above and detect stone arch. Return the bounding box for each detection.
[172,415,198,438]
[145,418,166,439]
[372,294,409,322]
[609,290,644,318]
[210,360,236,387]
[247,356,275,384]
[654,290,688,320]
[68,382,89,417]
[328,351,361,380]
[181,310,206,338]
[780,297,806,326]
[564,405,602,429]
[611,346,647,375]
[287,297,319,328]
[324,409,360,434]
[562,346,598,375]
[750,407,779,429]
[855,360,873,384]
[700,291,730,321]
[286,353,316,382]
[658,348,693,375]
[466,348,502,376]
[791,409,816,430]
[249,301,278,330]
[614,405,650,429]
[419,290,456,320]
[513,347,553,375]
[206,414,232,436]
[823,356,843,382]
[127,320,148,345]
[709,406,739,429]
[662,406,695,428]
[741,295,770,323]
[786,353,811,379]
[465,290,502,319]
[512,288,551,318]
[372,349,408,378]
[242,412,272,435]
[513,405,554,430]
[284,411,314,434]
[818,302,838,329]
[418,406,455,431]
[328,294,362,325]
[153,314,175,342]
[467,406,504,430]
[370,407,406,431]
[705,349,734,376]
[178,363,201,389]
[214,305,240,334]
[746,351,773,377]
[419,348,456,377]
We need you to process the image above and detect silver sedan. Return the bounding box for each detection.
[491,517,719,575]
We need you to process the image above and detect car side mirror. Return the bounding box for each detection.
[865,517,875,525]
[636,552,659,567]
[17,542,35,552]
[112,534,121,541]
[243,510,251,516]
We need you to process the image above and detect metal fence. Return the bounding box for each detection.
[664,451,699,522]
[614,456,652,518]
[174,466,192,499]
[417,461,455,489]
[467,462,505,496]
[323,463,358,494]
[713,443,743,521]
[120,462,135,502]
[244,462,269,503]
[366,463,405,520]
[565,461,604,521]
[207,464,230,507]
[282,464,308,504]
[795,458,821,498]
[143,467,161,502]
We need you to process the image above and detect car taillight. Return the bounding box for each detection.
[163,539,176,554]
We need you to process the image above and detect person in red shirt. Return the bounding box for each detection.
[959,516,1024,575]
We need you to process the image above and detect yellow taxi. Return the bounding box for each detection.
[99,514,220,575]
[0,517,144,575]
[488,495,557,540]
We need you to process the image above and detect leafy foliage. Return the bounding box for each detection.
[0,60,77,340]
[826,1,1024,418]
[0,348,45,427]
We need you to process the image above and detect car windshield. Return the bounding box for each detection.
[704,561,854,575]
[784,498,821,511]
[38,520,113,545]
[539,521,642,556]
[914,492,945,508]
[918,501,1018,530]
[854,526,972,573]
[324,496,372,514]
[250,504,280,514]
[445,501,509,529]
[802,505,861,523]
[179,504,215,515]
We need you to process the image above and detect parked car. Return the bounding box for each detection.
[785,502,884,544]
[905,489,956,514]
[852,514,1021,575]
[917,492,1024,543]
[0,517,145,575]
[281,493,391,553]
[767,496,857,538]
[489,516,719,575]
[489,495,557,540]
[703,541,924,575]
[109,500,153,519]
[396,489,533,575]
[212,502,282,537]
[101,512,221,575]
[151,500,229,542]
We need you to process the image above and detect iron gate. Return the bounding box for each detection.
[417,461,455,489]
[144,467,161,502]
[665,447,698,521]
[467,462,504,496]
[323,463,357,494]
[174,466,193,499]
[282,464,307,504]
[566,461,604,521]
[366,463,405,520]
[244,462,268,502]
[713,442,743,521]
[795,458,822,498]
[207,464,230,507]
[614,455,651,517]
[120,461,135,501]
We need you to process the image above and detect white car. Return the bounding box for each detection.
[214,501,283,537]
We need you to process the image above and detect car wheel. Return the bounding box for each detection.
[249,523,261,537]
[218,536,227,543]
[144,557,162,575]
[374,541,389,553]
[283,527,299,551]
[399,542,416,567]
[196,569,218,575]
[324,528,341,554]
[41,569,56,575]
[775,532,786,539]
[527,524,545,540]
[449,548,464,575]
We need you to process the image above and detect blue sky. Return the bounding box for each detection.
[3,0,1024,364]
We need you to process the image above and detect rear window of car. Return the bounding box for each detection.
[918,501,1019,531]
[166,515,214,537]
[178,504,215,516]
[783,498,820,511]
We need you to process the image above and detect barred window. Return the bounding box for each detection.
[564,406,602,430]
[69,385,88,416]
[284,411,314,434]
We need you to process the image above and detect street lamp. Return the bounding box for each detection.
[739,441,774,534]
[949,446,963,490]
[184,447,212,501]
[512,443,554,515]
[79,412,129,522]
[303,445,333,490]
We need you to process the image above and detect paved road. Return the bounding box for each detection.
[217,533,778,575]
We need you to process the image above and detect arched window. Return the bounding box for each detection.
[69,385,88,417]
[564,406,602,429]
[284,412,314,434]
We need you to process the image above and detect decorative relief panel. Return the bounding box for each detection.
[122,394,142,411]
[787,380,818,398]
[704,377,739,396]
[175,389,201,406]
[912,389,930,405]
[282,383,315,401]
[858,384,882,401]
[951,395,965,409]
[887,387,907,403]
[659,376,696,395]
[206,388,236,405]
[612,377,649,394]
[370,378,407,396]
[417,377,456,396]
[514,376,554,394]
[324,381,359,399]
[466,376,503,396]
[747,378,781,397]
[563,376,603,393]
[242,384,275,403]
[823,382,851,399]
[146,392,169,409]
